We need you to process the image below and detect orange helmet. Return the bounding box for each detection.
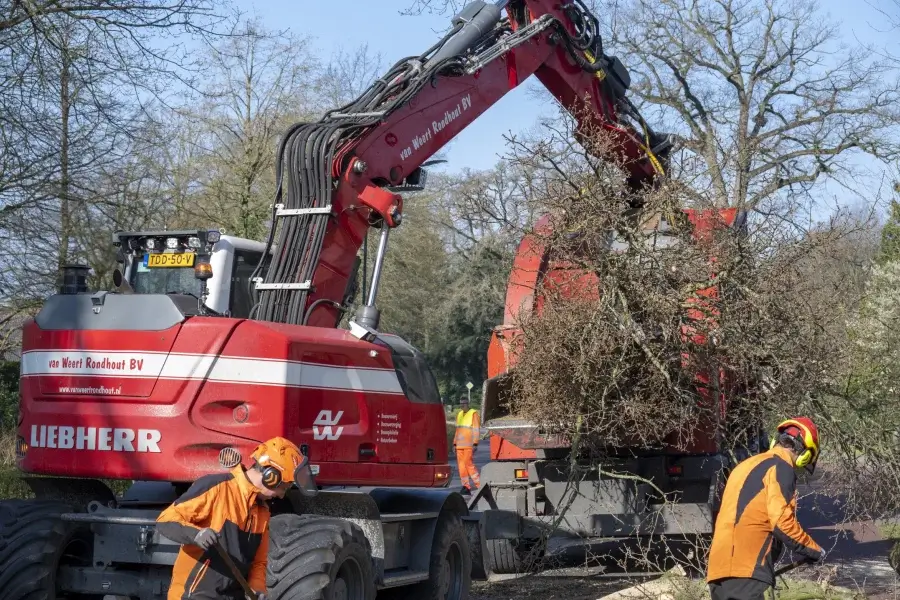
[250,437,317,496]
[774,417,820,472]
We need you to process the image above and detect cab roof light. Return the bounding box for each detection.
[195,260,213,281]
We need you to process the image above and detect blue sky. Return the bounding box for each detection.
[236,0,558,171]
[238,0,897,214]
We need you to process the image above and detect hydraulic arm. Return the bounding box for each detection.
[250,0,672,329]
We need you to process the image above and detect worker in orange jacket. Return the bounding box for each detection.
[707,418,824,600]
[454,395,481,495]
[156,436,317,600]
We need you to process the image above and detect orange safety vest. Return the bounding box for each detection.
[454,409,480,447]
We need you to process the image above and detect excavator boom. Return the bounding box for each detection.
[253,0,669,329]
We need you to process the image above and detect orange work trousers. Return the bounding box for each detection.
[456,447,480,490]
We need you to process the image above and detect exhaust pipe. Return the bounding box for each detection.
[112,268,135,294]
[59,264,90,295]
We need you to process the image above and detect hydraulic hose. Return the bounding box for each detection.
[250,26,470,326]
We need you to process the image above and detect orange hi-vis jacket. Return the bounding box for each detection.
[455,408,481,448]
[156,465,269,599]
[707,445,823,585]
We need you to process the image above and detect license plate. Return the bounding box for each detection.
[146,253,195,268]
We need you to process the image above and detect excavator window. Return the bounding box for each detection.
[131,258,201,297]
[229,249,265,318]
[374,334,442,405]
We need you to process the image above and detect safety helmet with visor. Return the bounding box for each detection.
[772,417,819,474]
[250,436,318,497]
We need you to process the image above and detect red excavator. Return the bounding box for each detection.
[2,1,737,598]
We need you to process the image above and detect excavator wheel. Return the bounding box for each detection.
[266,514,376,600]
[0,498,102,600]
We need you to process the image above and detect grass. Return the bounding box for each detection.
[773,579,865,600]
[599,567,868,600]
[0,431,132,501]
[0,429,15,467]
[0,431,30,499]
[0,468,132,500]
[0,468,33,499]
[669,578,863,600]
[879,521,900,540]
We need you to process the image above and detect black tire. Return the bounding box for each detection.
[391,510,471,600]
[0,499,101,600]
[486,539,518,574]
[266,514,376,600]
[486,538,538,575]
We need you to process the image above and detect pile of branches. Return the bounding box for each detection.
[501,121,889,491]
[505,178,724,450]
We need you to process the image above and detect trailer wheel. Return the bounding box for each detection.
[485,538,539,574]
[0,499,101,600]
[393,510,470,600]
[266,514,375,600]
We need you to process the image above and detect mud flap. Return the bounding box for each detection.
[462,513,490,580]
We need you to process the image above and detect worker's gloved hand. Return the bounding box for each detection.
[255,593,267,600]
[192,527,219,551]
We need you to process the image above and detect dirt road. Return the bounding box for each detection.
[797,482,898,598]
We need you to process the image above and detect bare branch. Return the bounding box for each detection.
[602,0,900,210]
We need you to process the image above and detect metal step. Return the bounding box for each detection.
[380,569,430,588]
[380,511,440,522]
[251,278,311,291]
[274,204,331,217]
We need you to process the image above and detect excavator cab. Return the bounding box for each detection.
[111,228,270,317]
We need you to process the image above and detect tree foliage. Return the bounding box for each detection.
[0,0,232,344]
[164,18,319,239]
[877,199,900,264]
[491,113,900,532]
[426,236,511,396]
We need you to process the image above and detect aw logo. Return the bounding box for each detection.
[313,410,344,441]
